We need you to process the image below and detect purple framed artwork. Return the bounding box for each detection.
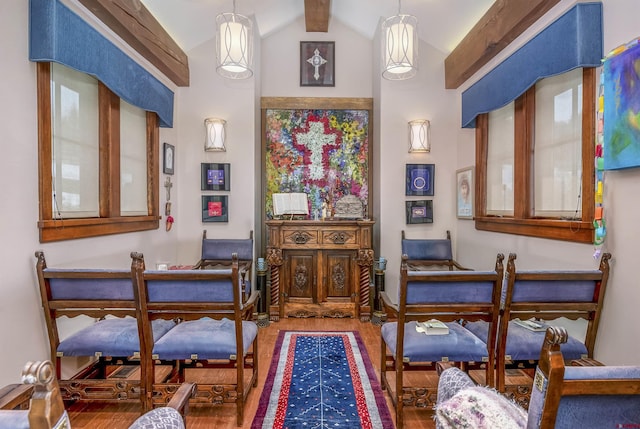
[201,163,230,191]
[406,200,433,224]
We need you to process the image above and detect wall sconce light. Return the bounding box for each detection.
[409,120,430,153]
[381,0,418,80]
[204,118,226,152]
[216,0,254,79]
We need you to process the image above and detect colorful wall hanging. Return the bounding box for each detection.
[264,108,370,220]
[603,38,640,170]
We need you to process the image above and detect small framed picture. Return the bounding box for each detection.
[163,143,175,175]
[406,164,435,196]
[300,41,335,87]
[456,167,474,219]
[406,200,433,224]
[202,195,228,223]
[201,163,230,191]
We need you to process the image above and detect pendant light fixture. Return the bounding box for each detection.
[381,0,418,80]
[216,0,254,79]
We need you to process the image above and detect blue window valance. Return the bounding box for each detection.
[461,2,603,129]
[29,0,174,128]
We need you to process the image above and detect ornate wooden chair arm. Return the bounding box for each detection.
[166,382,196,416]
[379,291,398,319]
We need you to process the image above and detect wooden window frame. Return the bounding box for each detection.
[474,68,595,243]
[37,62,160,242]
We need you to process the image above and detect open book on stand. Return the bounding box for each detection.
[416,319,449,335]
[272,193,309,218]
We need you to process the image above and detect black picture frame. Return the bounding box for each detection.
[300,41,335,87]
[406,164,435,196]
[202,195,228,223]
[201,163,230,191]
[406,200,433,224]
[163,143,175,175]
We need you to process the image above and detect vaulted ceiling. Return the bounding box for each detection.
[85,0,559,89]
[139,0,495,55]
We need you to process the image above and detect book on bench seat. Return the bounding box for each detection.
[513,318,547,332]
[416,320,449,335]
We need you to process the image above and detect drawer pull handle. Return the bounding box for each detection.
[329,232,347,244]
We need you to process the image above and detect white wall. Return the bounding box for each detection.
[0,1,180,384]
[377,39,462,292]
[2,0,638,387]
[453,0,640,365]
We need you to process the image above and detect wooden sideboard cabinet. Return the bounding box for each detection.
[266,220,375,320]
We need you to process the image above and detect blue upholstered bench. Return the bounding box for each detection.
[379,253,504,429]
[131,251,259,426]
[34,251,175,410]
[463,251,612,395]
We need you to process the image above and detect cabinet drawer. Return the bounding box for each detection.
[321,229,358,246]
[282,228,319,246]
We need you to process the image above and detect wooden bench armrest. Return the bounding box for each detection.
[243,290,260,317]
[166,382,196,414]
[380,291,398,318]
[436,361,456,375]
[0,384,34,410]
[571,357,605,367]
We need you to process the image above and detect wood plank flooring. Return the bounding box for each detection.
[65,318,439,428]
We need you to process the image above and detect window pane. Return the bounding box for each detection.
[51,63,99,218]
[120,100,148,216]
[534,68,582,218]
[487,103,514,215]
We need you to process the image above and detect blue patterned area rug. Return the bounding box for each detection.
[251,331,394,429]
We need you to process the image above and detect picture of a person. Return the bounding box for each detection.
[457,172,472,217]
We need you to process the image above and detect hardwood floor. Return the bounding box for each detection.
[67,318,438,428]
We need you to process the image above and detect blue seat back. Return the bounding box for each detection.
[201,238,253,261]
[406,272,497,304]
[401,238,453,261]
[145,270,235,303]
[47,270,133,300]
[512,276,599,303]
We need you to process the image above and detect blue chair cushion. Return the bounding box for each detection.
[464,320,588,361]
[57,317,175,357]
[152,317,258,360]
[381,321,490,363]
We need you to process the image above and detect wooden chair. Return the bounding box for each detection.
[0,360,195,429]
[464,252,612,403]
[379,253,504,429]
[131,252,259,426]
[400,230,472,271]
[193,230,254,300]
[434,326,640,429]
[34,251,175,410]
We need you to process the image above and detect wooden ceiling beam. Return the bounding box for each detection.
[444,0,560,89]
[304,0,331,32]
[78,0,189,87]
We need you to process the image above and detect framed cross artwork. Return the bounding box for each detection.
[300,41,335,87]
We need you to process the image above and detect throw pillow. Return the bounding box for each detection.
[435,386,527,429]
